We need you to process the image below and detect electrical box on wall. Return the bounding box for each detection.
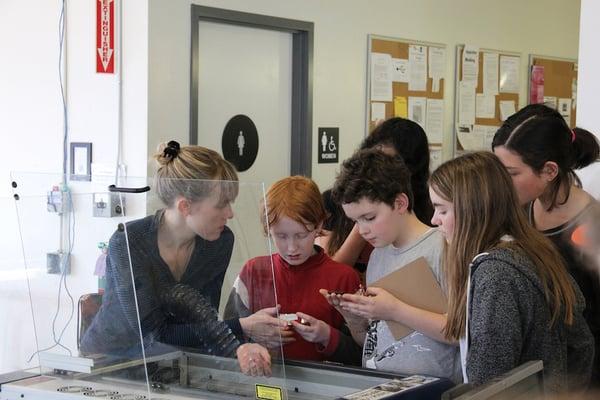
[47,186,70,214]
[93,192,124,218]
[47,251,70,275]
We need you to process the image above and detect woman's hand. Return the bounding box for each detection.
[291,312,331,347]
[236,343,272,377]
[239,306,295,348]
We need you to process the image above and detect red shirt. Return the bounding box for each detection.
[237,248,360,361]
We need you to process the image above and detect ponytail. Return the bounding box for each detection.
[571,127,600,170]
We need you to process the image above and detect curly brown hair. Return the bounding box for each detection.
[332,148,413,210]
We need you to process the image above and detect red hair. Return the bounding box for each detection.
[263,176,326,234]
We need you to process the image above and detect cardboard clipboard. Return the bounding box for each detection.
[369,256,447,340]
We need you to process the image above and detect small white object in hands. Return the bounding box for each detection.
[279,313,298,326]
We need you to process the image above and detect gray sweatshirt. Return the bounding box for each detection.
[464,247,594,393]
[364,228,462,383]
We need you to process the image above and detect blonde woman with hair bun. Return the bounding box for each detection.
[81,140,271,376]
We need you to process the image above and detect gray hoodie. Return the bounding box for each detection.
[464,247,594,393]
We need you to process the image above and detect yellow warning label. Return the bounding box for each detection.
[255,384,283,400]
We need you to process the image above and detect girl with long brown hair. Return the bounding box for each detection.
[429,151,593,393]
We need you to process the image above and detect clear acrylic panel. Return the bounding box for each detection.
[9,172,292,399]
[6,172,456,399]
[0,192,38,374]
[8,172,154,394]
[120,177,290,398]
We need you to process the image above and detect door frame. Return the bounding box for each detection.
[190,5,314,176]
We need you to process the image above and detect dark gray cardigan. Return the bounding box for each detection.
[466,247,594,393]
[80,212,240,356]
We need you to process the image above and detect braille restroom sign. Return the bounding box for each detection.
[222,115,259,172]
[318,127,339,164]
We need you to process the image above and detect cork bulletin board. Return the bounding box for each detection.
[454,45,521,154]
[529,55,577,128]
[366,35,447,165]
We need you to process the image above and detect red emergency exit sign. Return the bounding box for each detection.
[96,0,115,74]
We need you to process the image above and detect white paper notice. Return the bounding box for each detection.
[482,125,498,149]
[426,99,444,144]
[476,94,496,119]
[392,58,409,83]
[483,53,499,95]
[458,129,483,151]
[572,78,578,109]
[429,148,443,172]
[429,47,446,92]
[472,125,490,150]
[543,96,558,110]
[371,53,393,102]
[459,81,476,126]
[371,102,386,122]
[408,97,427,129]
[558,98,572,124]
[408,45,427,92]
[499,56,520,93]
[499,100,516,121]
[462,45,479,83]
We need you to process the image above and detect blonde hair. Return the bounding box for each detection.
[429,151,576,341]
[153,141,238,206]
[262,176,326,235]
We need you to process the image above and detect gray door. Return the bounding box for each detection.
[195,20,292,187]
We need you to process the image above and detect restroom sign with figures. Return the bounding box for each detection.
[318,127,339,164]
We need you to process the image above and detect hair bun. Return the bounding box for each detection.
[161,140,181,160]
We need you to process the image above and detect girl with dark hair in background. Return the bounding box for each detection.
[492,104,600,386]
[330,118,433,267]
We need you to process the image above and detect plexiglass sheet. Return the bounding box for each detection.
[6,172,460,399]
[9,173,291,399]
[9,173,148,383]
[0,192,38,374]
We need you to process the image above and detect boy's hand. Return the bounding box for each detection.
[240,306,296,348]
[291,312,330,347]
[339,287,401,322]
[319,288,368,327]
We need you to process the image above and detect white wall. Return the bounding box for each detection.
[148,0,581,190]
[0,1,64,371]
[576,0,600,199]
[0,0,148,196]
[0,0,149,372]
